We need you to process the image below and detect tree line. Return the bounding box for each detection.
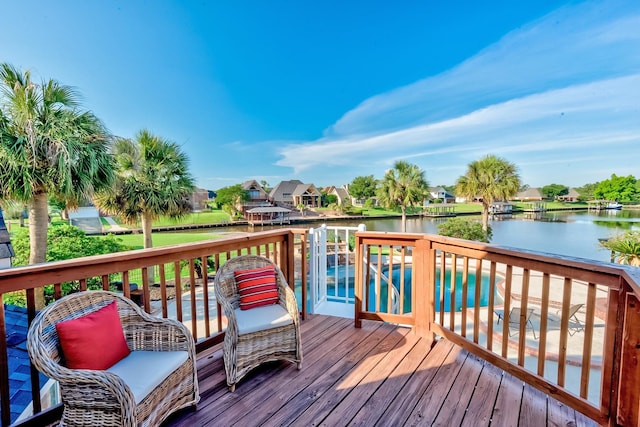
[219,155,521,240]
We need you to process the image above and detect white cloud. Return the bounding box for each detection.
[274,0,640,187]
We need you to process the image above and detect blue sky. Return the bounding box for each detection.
[2,0,639,191]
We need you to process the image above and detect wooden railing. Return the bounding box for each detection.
[0,229,308,427]
[354,231,640,426]
[3,228,639,426]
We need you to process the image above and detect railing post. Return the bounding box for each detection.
[617,291,640,426]
[285,230,295,290]
[299,231,307,320]
[354,234,363,328]
[601,281,623,426]
[413,238,434,343]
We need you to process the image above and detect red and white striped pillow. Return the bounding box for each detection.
[234,266,279,310]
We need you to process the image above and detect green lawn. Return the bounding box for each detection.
[101,231,229,250]
[443,203,482,213]
[106,209,231,229]
[93,232,254,284]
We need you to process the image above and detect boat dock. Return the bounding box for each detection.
[423,206,456,217]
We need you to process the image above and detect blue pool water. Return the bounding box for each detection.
[323,265,500,313]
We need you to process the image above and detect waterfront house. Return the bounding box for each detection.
[512,187,544,201]
[270,180,321,208]
[324,185,352,206]
[241,180,270,207]
[429,187,455,203]
[558,188,581,202]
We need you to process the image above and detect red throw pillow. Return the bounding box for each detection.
[55,300,131,370]
[235,266,280,310]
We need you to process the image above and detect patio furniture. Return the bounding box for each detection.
[557,303,585,336]
[495,307,537,340]
[27,291,199,427]
[214,255,303,392]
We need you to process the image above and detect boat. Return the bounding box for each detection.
[606,202,623,210]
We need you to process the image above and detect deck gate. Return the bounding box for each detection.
[308,224,365,314]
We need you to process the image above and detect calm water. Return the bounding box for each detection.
[191,209,640,263]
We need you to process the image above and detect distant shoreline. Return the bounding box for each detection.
[98,205,605,236]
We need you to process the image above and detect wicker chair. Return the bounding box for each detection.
[214,255,303,391]
[27,291,199,427]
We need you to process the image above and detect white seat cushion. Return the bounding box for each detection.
[107,350,188,404]
[235,304,293,335]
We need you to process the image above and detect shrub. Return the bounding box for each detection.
[437,217,492,243]
[324,194,338,206]
[344,206,364,215]
[363,199,375,209]
[11,225,132,305]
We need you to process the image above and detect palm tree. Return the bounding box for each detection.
[377,160,429,232]
[0,63,114,306]
[456,155,521,233]
[94,130,195,252]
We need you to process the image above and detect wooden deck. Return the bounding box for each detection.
[165,314,597,427]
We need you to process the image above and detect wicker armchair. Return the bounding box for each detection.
[27,291,199,427]
[214,255,303,391]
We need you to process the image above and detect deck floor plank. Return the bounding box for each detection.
[230,319,387,427]
[459,361,504,427]
[431,353,485,426]
[347,337,432,427]
[374,338,456,427]
[519,383,549,427]
[403,343,470,426]
[547,399,578,427]
[489,371,525,427]
[319,331,422,426]
[286,324,412,426]
[164,316,599,427]
[262,321,397,427]
[211,316,353,426]
[170,314,346,426]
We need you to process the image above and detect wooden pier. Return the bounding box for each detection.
[423,205,456,217]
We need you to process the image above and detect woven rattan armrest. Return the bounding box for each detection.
[124,316,195,353]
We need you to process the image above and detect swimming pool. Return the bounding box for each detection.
[322,264,501,313]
